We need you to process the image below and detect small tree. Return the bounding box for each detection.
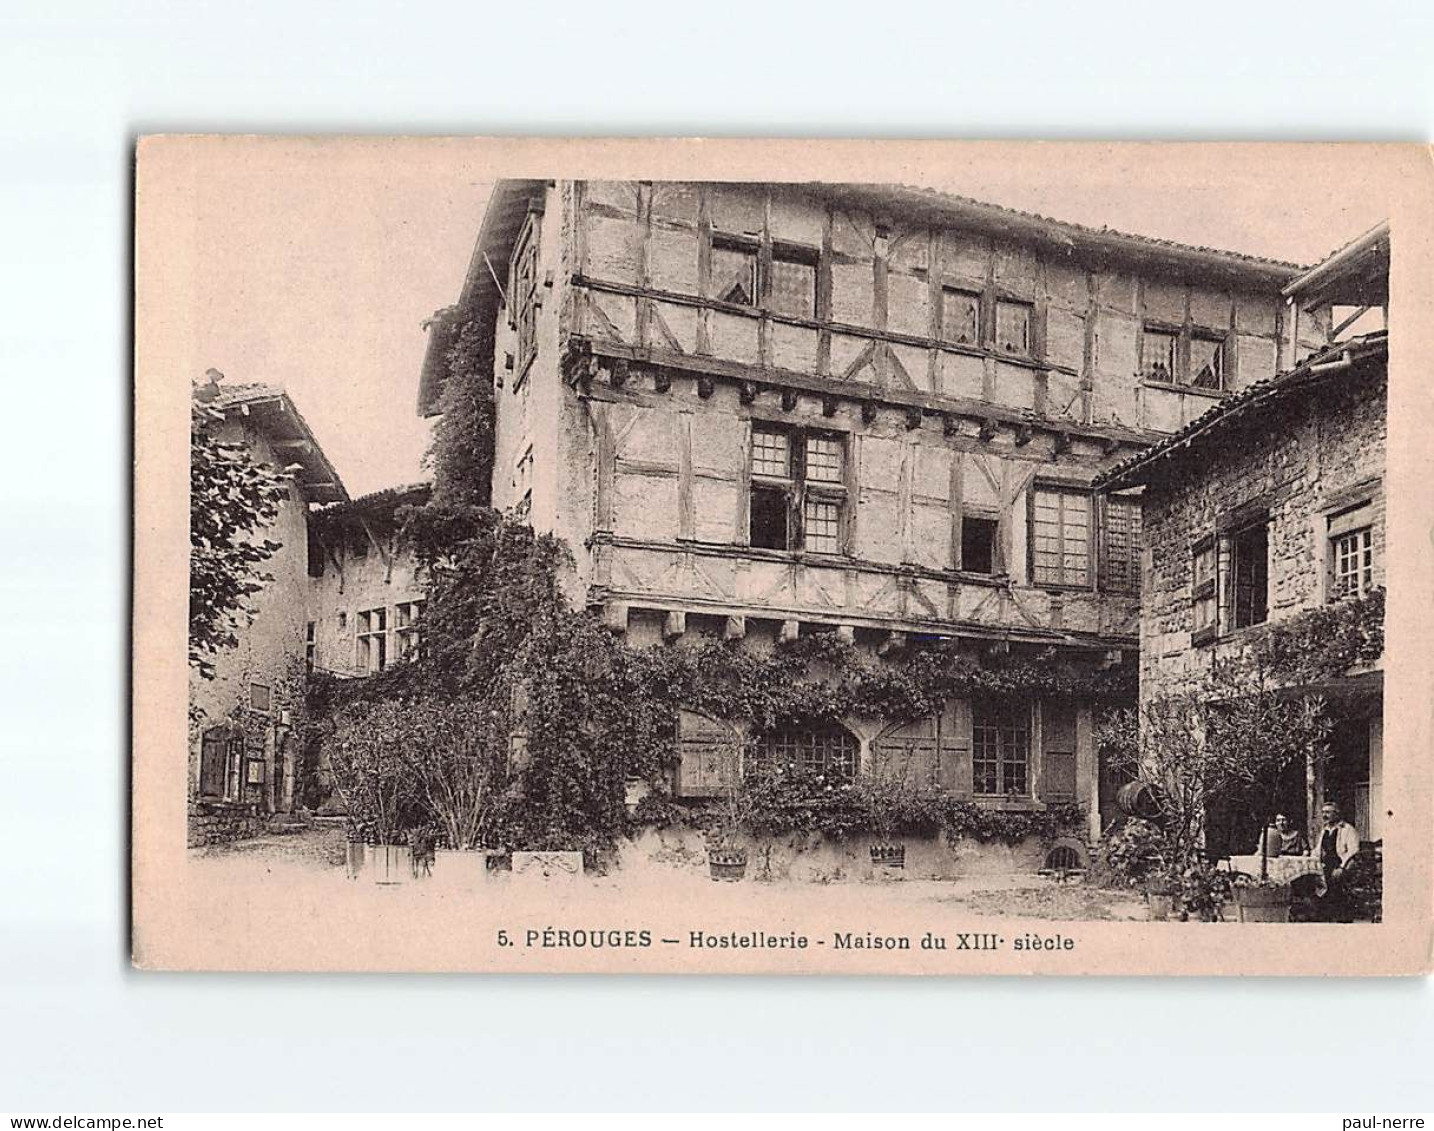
[326,699,417,846]
[1205,667,1332,882]
[1098,692,1230,877]
[853,748,918,845]
[396,694,506,850]
[189,384,289,682]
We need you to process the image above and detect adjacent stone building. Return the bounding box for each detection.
[188,376,348,845]
[417,179,1336,845]
[306,482,431,678]
[1096,223,1388,852]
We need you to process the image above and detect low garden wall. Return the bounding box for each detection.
[188,799,265,847]
[617,824,1051,882]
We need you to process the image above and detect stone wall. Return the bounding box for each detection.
[188,800,265,847]
[1140,364,1386,697]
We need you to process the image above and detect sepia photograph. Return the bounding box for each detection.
[132,138,1433,975]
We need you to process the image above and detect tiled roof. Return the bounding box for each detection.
[1094,332,1388,491]
[197,377,349,504]
[879,183,1307,271]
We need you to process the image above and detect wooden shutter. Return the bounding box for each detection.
[870,716,940,791]
[199,728,228,798]
[1040,702,1078,802]
[675,710,740,798]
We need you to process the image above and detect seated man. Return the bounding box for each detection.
[1316,802,1361,923]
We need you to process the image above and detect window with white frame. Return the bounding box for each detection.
[356,607,388,673]
[1328,501,1377,601]
[972,703,1030,798]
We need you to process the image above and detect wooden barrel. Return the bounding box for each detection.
[1116,781,1163,820]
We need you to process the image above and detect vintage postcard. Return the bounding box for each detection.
[133,138,1434,974]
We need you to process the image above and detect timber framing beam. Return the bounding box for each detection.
[563,336,1162,451]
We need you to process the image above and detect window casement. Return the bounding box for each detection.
[1030,485,1092,589]
[249,682,271,714]
[356,607,388,674]
[1328,501,1376,601]
[972,702,1030,798]
[508,210,541,384]
[1141,322,1228,391]
[747,425,847,556]
[710,233,759,306]
[304,621,316,673]
[394,600,425,664]
[994,299,1035,358]
[1229,520,1269,630]
[748,724,858,781]
[1098,494,1142,595]
[199,726,245,801]
[710,234,817,319]
[1191,537,1218,644]
[1188,332,1225,391]
[941,286,982,346]
[768,241,818,319]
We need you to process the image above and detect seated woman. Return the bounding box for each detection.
[1255,813,1310,859]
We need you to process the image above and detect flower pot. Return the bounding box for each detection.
[1234,882,1292,923]
[1145,883,1177,922]
[369,843,411,885]
[870,842,906,870]
[708,847,748,882]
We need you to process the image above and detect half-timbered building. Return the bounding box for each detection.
[418,179,1333,843]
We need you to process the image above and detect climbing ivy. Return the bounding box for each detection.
[1255,587,1384,685]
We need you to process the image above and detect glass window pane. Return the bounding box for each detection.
[804,435,844,483]
[803,497,841,554]
[1142,329,1178,382]
[769,255,815,319]
[712,242,757,305]
[942,289,980,345]
[751,429,790,478]
[1189,337,1224,390]
[995,301,1032,355]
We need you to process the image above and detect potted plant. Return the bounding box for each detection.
[326,699,414,884]
[854,750,917,872]
[396,693,504,888]
[704,742,749,882]
[1145,872,1179,921]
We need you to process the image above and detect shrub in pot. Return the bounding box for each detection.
[703,742,749,881]
[852,753,919,872]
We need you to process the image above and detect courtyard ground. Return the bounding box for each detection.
[191,823,1151,922]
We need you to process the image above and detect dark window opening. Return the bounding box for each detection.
[749,486,789,550]
[962,517,999,574]
[306,533,325,578]
[1231,523,1269,629]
